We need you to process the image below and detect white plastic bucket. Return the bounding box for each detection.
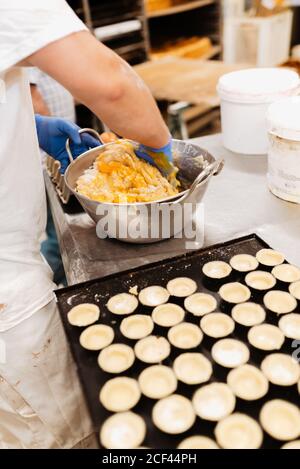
[217,68,300,155]
[267,96,300,204]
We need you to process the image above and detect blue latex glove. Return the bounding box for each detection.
[35,114,100,173]
[135,137,173,177]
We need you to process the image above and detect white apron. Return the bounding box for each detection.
[0,1,93,448]
[0,300,96,449]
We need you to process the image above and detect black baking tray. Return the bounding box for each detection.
[55,233,300,449]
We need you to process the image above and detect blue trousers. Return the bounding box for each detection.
[41,201,67,286]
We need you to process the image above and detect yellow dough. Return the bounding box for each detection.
[76,140,179,203]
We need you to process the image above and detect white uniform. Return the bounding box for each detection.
[0,0,96,448]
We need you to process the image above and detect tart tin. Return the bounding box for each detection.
[231,302,266,327]
[256,249,285,268]
[278,313,300,340]
[184,292,217,316]
[245,270,276,291]
[134,335,171,364]
[229,254,259,273]
[260,400,300,441]
[211,338,250,368]
[192,382,236,421]
[173,352,213,385]
[263,290,297,314]
[177,435,219,449]
[152,394,196,434]
[107,293,138,315]
[168,322,203,349]
[152,303,185,327]
[272,264,300,284]
[227,364,269,401]
[202,260,232,279]
[281,440,300,449]
[215,413,263,449]
[200,312,235,338]
[138,365,177,399]
[100,411,146,449]
[97,343,135,373]
[139,286,169,307]
[166,277,197,297]
[261,353,300,386]
[289,280,300,300]
[79,324,114,351]
[120,314,154,340]
[99,376,141,412]
[219,282,251,304]
[57,234,300,449]
[67,303,100,327]
[248,324,285,351]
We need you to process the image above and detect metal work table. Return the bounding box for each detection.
[45,134,300,286]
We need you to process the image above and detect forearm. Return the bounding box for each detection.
[26,32,169,148]
[84,66,170,148]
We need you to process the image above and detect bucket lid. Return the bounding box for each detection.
[267,96,300,142]
[217,68,300,104]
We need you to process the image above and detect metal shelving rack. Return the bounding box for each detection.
[68,0,150,65]
[68,1,221,64]
[147,0,216,18]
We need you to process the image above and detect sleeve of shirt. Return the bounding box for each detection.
[0,0,88,74]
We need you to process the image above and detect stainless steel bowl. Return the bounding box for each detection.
[64,138,222,243]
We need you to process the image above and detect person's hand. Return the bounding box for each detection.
[35,115,100,173]
[135,137,174,177]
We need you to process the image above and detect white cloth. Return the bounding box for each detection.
[28,68,76,122]
[0,0,94,449]
[0,0,87,73]
[0,0,86,332]
[0,300,96,448]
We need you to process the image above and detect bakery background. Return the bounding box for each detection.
[42,0,300,451]
[67,0,300,139]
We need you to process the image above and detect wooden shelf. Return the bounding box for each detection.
[147,0,215,18]
[150,44,221,61]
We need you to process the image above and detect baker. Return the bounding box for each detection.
[0,0,172,449]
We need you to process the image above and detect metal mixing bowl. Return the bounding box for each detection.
[64,139,222,243]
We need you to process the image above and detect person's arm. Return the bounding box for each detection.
[24,31,170,149]
[30,84,51,116]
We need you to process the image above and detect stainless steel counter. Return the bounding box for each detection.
[45,134,300,286]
